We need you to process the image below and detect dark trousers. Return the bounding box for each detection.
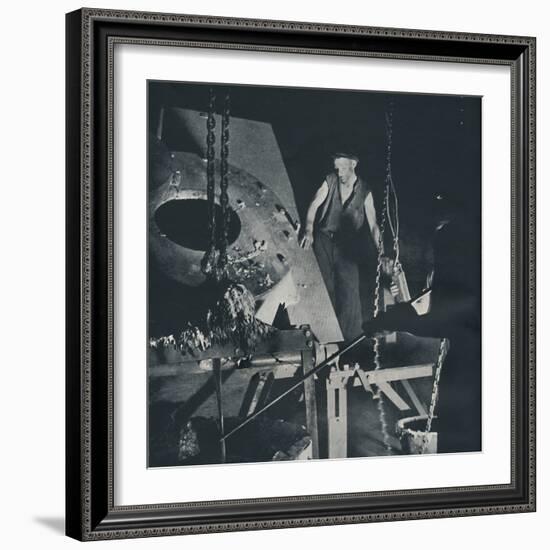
[313,231,365,340]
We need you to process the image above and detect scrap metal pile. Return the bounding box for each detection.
[178,281,274,355]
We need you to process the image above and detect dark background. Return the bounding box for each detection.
[148,81,481,316]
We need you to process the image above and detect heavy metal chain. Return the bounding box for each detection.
[373,105,394,320]
[218,93,231,275]
[373,187,389,321]
[372,185,391,453]
[421,337,449,453]
[384,105,401,266]
[201,89,232,281]
[371,106,395,453]
[201,88,218,276]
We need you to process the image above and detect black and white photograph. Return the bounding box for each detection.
[147,80,481,468]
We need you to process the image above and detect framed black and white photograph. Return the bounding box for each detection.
[65,7,536,541]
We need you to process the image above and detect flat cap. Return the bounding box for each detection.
[331,151,360,162]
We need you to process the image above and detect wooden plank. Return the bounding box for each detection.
[326,369,350,458]
[376,381,410,411]
[352,364,433,387]
[149,328,312,366]
[301,350,319,459]
[149,362,300,378]
[212,359,226,462]
[246,372,271,416]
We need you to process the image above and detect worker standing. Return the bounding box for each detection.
[300,152,383,340]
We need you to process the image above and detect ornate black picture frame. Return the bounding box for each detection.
[66,8,536,541]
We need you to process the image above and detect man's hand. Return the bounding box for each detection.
[300,227,314,249]
[380,256,394,277]
[389,282,400,298]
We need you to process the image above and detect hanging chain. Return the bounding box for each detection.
[218,93,231,277]
[201,89,232,281]
[385,105,401,266]
[201,88,218,276]
[372,183,391,452]
[373,105,394,320]
[420,337,449,453]
[385,109,393,186]
[370,105,395,454]
[373,184,389,321]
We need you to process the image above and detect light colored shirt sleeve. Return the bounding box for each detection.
[305,179,329,231]
[364,191,382,250]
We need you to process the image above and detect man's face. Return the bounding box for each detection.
[334,157,356,184]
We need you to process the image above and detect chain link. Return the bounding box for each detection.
[200,90,233,281]
[420,337,449,453]
[201,88,218,276]
[218,93,231,276]
[372,202,391,451]
[372,114,392,452]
